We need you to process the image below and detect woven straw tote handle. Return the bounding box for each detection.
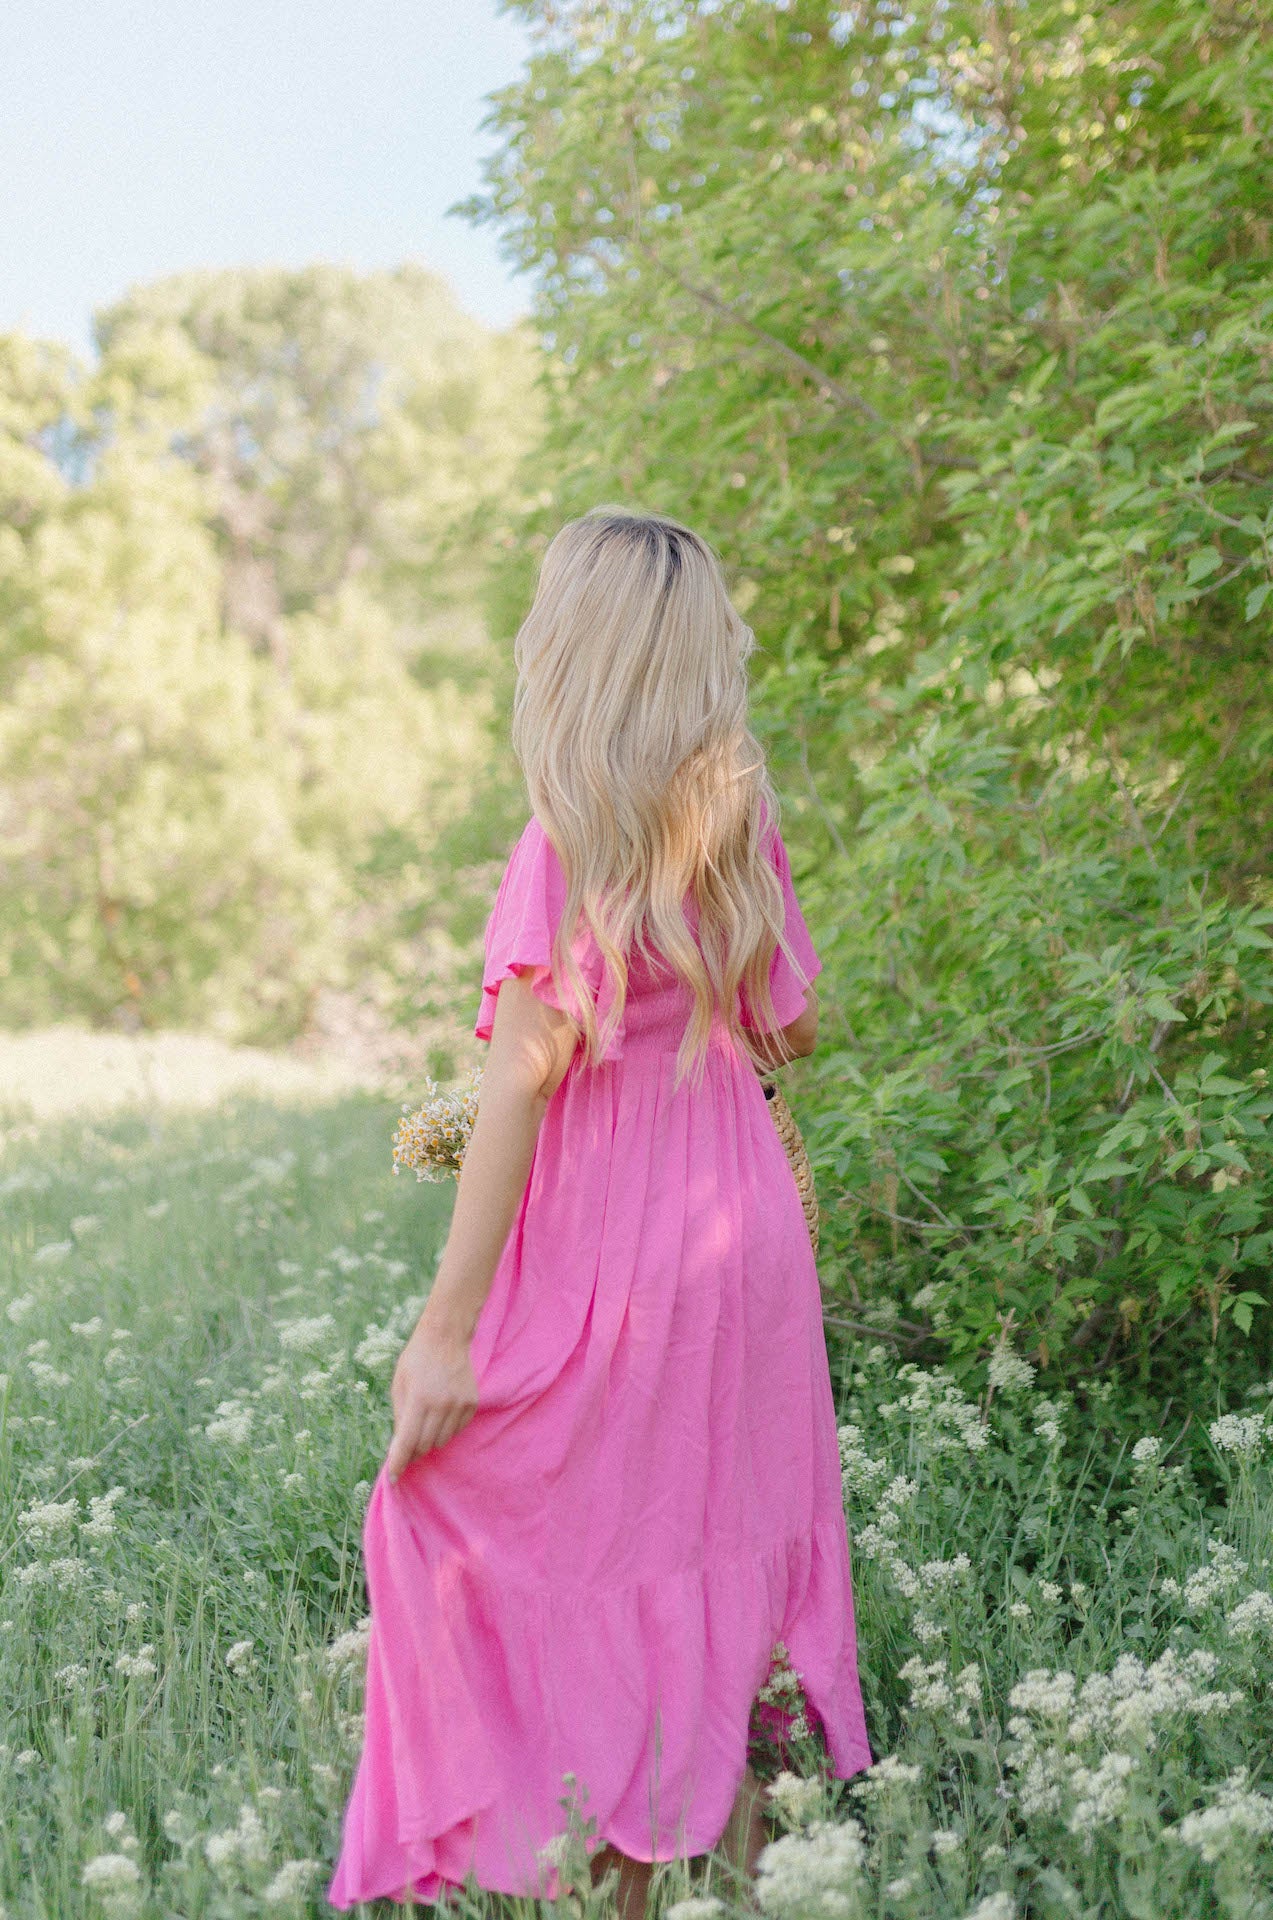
[759,1077,820,1257]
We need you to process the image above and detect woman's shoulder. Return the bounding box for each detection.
[498,813,567,913]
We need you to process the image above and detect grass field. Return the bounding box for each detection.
[3,1085,1273,1919]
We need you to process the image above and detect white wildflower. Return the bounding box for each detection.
[114,1647,157,1680]
[70,1215,100,1237]
[852,1754,922,1796]
[756,1818,867,1917]
[277,1314,338,1354]
[1006,1668,1079,1725]
[1039,1582,1063,1606]
[962,1897,1015,1920]
[80,1851,141,1913]
[1182,1542,1249,1613]
[1130,1437,1162,1470]
[324,1616,372,1671]
[262,1859,323,1905]
[82,1487,126,1543]
[1227,1591,1273,1641]
[28,1360,72,1389]
[1034,1419,1061,1444]
[931,1829,963,1857]
[988,1351,1036,1394]
[665,1899,726,1920]
[920,1554,972,1591]
[17,1498,78,1545]
[1066,1751,1137,1837]
[766,1771,824,1824]
[955,1665,982,1706]
[886,1366,991,1453]
[70,1316,105,1337]
[1171,1769,1273,1861]
[354,1324,400,1372]
[203,1832,238,1872]
[204,1400,253,1444]
[225,1638,256,1674]
[204,1802,269,1875]
[1009,1602,1032,1622]
[6,1293,36,1322]
[34,1240,73,1263]
[1209,1413,1267,1456]
[162,1808,195,1846]
[14,1554,91,1592]
[54,1663,89,1692]
[898,1655,972,1727]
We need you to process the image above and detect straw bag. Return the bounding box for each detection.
[759,1077,820,1257]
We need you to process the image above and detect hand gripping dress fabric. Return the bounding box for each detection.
[326,812,873,1908]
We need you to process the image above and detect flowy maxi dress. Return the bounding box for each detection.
[326,810,873,1909]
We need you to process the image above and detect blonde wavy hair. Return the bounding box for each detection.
[511,506,811,1088]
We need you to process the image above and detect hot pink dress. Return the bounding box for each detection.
[326,809,872,1909]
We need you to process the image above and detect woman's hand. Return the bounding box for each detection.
[384,1324,478,1483]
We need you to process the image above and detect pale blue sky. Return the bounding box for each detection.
[0,0,535,356]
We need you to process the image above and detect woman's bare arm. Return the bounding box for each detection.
[780,984,819,1059]
[752,983,819,1070]
[384,973,580,1482]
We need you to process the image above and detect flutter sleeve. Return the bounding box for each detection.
[473,816,624,1060]
[738,809,824,1034]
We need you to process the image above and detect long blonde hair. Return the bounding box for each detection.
[511,506,809,1088]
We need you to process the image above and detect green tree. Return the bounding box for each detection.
[0,267,537,1041]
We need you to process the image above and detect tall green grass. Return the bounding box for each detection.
[3,1097,1271,1918]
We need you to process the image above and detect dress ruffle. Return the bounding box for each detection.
[474,816,626,1060]
[326,1495,870,1907]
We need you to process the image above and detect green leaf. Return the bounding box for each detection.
[1185,546,1222,585]
[1244,581,1271,621]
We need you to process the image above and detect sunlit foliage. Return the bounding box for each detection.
[467,0,1273,1385]
[0,267,537,1043]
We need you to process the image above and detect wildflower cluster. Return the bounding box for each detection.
[391,1071,482,1182]
[1005,1649,1243,1839]
[6,1080,1273,1920]
[875,1365,991,1455]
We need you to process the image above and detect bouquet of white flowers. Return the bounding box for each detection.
[391,1071,483,1182]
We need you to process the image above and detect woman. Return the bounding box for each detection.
[327,508,872,1915]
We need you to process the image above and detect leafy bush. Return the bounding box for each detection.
[467,0,1273,1385]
